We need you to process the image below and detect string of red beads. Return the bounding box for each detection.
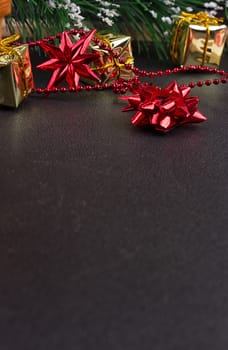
[25,30,228,95]
[32,65,228,95]
[132,65,228,89]
[27,29,86,47]
[27,28,113,54]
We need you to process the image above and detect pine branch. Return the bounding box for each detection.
[5,0,228,60]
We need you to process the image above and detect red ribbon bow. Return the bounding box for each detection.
[37,30,100,89]
[120,81,207,133]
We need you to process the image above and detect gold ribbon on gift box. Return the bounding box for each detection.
[0,34,21,60]
[0,34,29,96]
[170,11,224,65]
[91,34,134,74]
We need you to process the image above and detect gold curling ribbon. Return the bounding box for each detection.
[91,35,134,73]
[170,12,224,65]
[0,34,29,96]
[0,34,21,57]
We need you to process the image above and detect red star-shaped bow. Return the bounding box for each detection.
[37,30,100,89]
[120,81,207,133]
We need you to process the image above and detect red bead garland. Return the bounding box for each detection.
[31,63,228,95]
[10,29,228,132]
[132,65,228,88]
[19,29,228,95]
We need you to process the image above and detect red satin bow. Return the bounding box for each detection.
[37,30,100,89]
[120,81,207,133]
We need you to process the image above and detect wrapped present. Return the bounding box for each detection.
[88,33,134,84]
[170,12,227,67]
[0,34,34,107]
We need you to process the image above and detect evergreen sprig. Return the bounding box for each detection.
[6,0,228,60]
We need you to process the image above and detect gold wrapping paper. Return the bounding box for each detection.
[88,33,134,84]
[0,35,34,107]
[170,12,227,67]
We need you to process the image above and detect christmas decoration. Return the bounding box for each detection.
[0,34,34,107]
[1,30,228,135]
[170,12,227,67]
[5,1,228,60]
[118,64,228,132]
[120,81,206,133]
[37,29,100,89]
[87,33,134,84]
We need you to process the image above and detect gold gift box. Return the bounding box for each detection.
[170,12,227,67]
[89,33,134,84]
[0,35,34,107]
